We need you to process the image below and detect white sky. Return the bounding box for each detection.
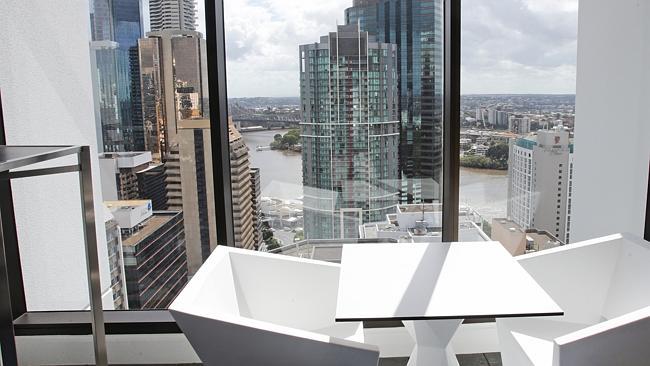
[196,0,578,97]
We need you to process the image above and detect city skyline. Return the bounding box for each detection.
[193,0,579,97]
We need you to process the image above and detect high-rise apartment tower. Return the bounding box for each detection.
[149,0,197,31]
[300,24,400,239]
[228,119,257,250]
[345,0,444,204]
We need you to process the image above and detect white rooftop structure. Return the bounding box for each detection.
[98,151,155,201]
[359,204,489,243]
[104,200,153,229]
[99,151,153,169]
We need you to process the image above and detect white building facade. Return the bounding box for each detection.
[507,127,574,243]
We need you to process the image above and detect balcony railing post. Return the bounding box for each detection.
[0,210,18,366]
[78,146,108,366]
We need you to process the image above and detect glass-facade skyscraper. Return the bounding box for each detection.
[90,40,124,152]
[345,0,444,204]
[112,0,145,151]
[89,0,144,152]
[300,24,400,239]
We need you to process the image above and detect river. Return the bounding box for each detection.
[242,129,508,221]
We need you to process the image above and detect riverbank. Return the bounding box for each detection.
[460,166,508,176]
[242,129,510,221]
[460,155,508,170]
[270,145,302,152]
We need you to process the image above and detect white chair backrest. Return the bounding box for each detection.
[517,234,623,325]
[170,247,240,320]
[171,246,380,366]
[229,250,341,331]
[553,306,650,366]
[601,235,650,319]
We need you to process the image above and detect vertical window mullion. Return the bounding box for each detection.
[203,0,235,247]
[442,0,461,242]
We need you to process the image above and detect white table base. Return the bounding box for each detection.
[404,319,463,366]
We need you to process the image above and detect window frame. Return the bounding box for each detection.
[643,164,650,242]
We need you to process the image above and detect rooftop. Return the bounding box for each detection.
[104,200,152,209]
[493,218,522,232]
[491,218,563,253]
[135,163,164,174]
[100,152,147,159]
[99,151,153,169]
[121,213,178,247]
[270,239,394,262]
[178,118,210,130]
[398,203,441,213]
[228,117,242,142]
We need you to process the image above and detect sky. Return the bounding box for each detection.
[196,0,578,97]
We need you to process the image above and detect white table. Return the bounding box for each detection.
[335,242,563,366]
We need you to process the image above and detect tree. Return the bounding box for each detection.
[273,133,282,142]
[266,238,281,251]
[281,133,299,146]
[486,143,509,163]
[285,129,300,137]
[262,229,274,241]
[294,229,304,241]
[460,155,507,170]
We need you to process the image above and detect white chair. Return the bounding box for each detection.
[497,233,650,366]
[170,246,379,366]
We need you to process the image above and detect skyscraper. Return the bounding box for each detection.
[229,119,256,250]
[137,8,216,270]
[129,46,146,151]
[345,0,444,204]
[250,167,263,248]
[89,0,144,152]
[300,24,400,239]
[175,119,219,274]
[112,0,145,151]
[149,0,197,31]
[105,200,188,309]
[90,40,125,152]
[137,36,166,160]
[509,114,531,134]
[137,164,169,210]
[98,151,169,210]
[507,126,574,243]
[103,206,128,310]
[137,30,208,163]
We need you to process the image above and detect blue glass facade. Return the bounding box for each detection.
[346,0,444,204]
[90,0,144,152]
[112,0,144,151]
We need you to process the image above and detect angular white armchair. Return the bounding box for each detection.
[170,246,379,366]
[497,233,650,366]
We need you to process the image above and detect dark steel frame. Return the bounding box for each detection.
[0,145,108,366]
[442,0,461,242]
[0,0,463,362]
[643,164,650,241]
[205,0,235,247]
[0,91,19,366]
